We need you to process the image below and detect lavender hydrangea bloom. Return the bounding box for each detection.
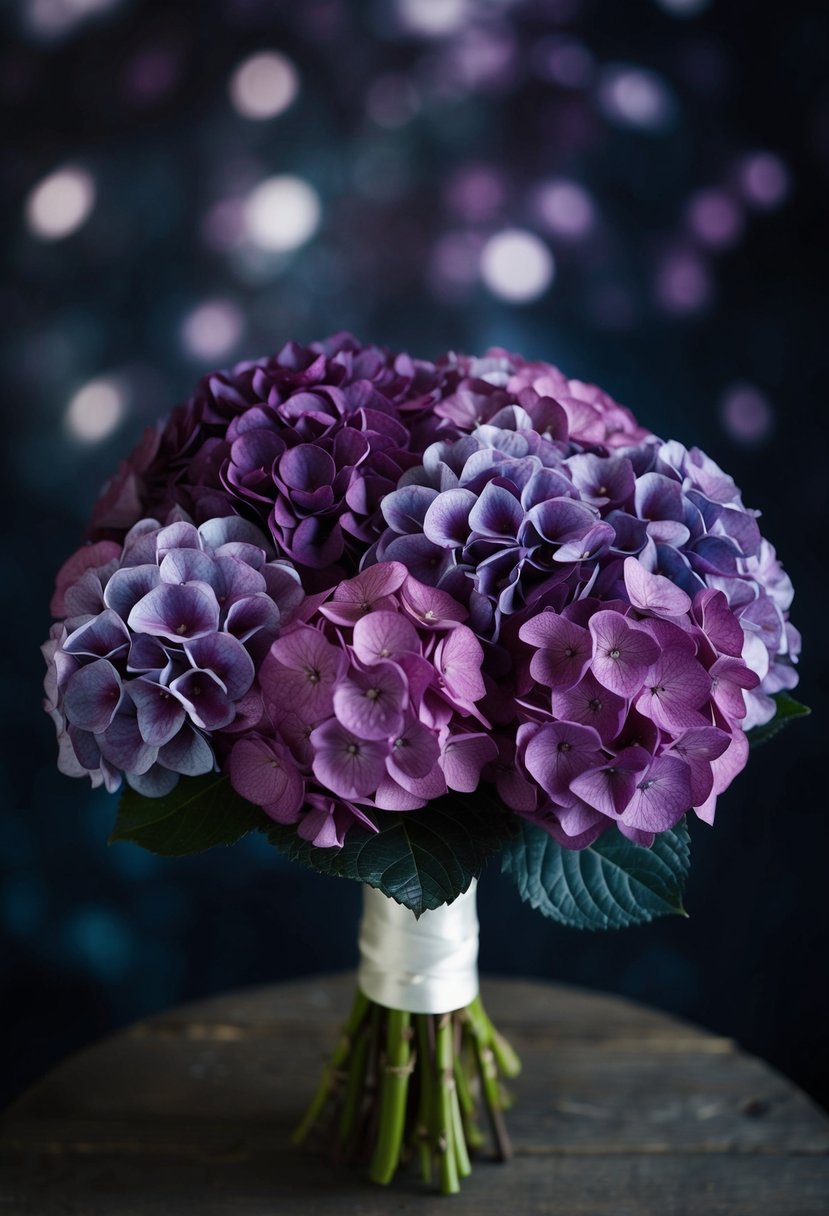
[43,517,303,796]
[231,562,495,847]
[371,351,798,848]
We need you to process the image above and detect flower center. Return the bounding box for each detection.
[589,698,602,712]
[346,743,359,756]
[564,646,576,658]
[176,624,188,636]
[558,741,571,752]
[365,687,381,701]
[306,667,321,685]
[609,647,621,659]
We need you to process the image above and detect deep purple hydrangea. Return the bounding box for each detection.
[228,562,494,847]
[43,517,303,796]
[88,334,453,580]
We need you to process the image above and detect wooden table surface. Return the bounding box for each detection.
[2,973,828,1214]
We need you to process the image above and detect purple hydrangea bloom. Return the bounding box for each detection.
[43,516,303,796]
[229,562,494,845]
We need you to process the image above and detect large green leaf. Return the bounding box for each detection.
[746,691,810,749]
[111,773,272,855]
[267,789,518,917]
[501,819,690,930]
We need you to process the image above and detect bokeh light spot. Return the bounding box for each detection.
[65,377,126,442]
[720,383,775,445]
[25,166,95,241]
[243,175,321,252]
[534,178,596,240]
[655,250,712,313]
[181,299,245,361]
[229,50,299,121]
[23,0,123,40]
[738,152,790,209]
[687,188,744,248]
[598,64,677,132]
[480,229,555,303]
[446,164,506,222]
[533,35,595,88]
[396,0,468,37]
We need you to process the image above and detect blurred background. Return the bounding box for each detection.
[2,0,827,1113]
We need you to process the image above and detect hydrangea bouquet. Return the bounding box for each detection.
[43,334,806,1194]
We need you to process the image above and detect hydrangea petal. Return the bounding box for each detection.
[264,625,346,722]
[352,611,421,666]
[170,668,236,731]
[333,661,407,741]
[440,732,498,793]
[184,632,256,700]
[552,673,627,745]
[310,719,389,799]
[589,610,660,698]
[127,677,186,746]
[128,583,220,643]
[63,659,123,733]
[523,720,605,800]
[623,557,692,619]
[621,755,692,832]
[229,735,304,822]
[158,724,215,776]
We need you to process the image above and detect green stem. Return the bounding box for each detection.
[337,1016,371,1151]
[435,1014,460,1195]
[292,987,369,1146]
[415,1015,434,1185]
[468,995,522,1078]
[470,1031,513,1162]
[368,1009,412,1185]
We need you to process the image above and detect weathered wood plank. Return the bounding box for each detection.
[1,1153,828,1216]
[2,976,827,1215]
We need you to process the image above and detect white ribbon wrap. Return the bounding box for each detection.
[357,880,479,1015]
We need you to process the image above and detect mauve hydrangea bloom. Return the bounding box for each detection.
[227,561,495,847]
[43,516,303,796]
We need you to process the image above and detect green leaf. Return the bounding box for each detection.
[267,788,518,917]
[746,691,810,749]
[111,773,272,855]
[501,819,690,930]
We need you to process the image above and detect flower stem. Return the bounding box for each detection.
[293,987,521,1191]
[292,986,369,1147]
[368,1009,412,1185]
[415,1015,434,1185]
[337,1012,371,1153]
[435,1014,460,1195]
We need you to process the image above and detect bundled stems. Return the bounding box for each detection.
[293,987,521,1195]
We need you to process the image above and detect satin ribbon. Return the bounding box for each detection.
[357,880,479,1015]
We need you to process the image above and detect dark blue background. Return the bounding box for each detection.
[2,0,827,1112]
